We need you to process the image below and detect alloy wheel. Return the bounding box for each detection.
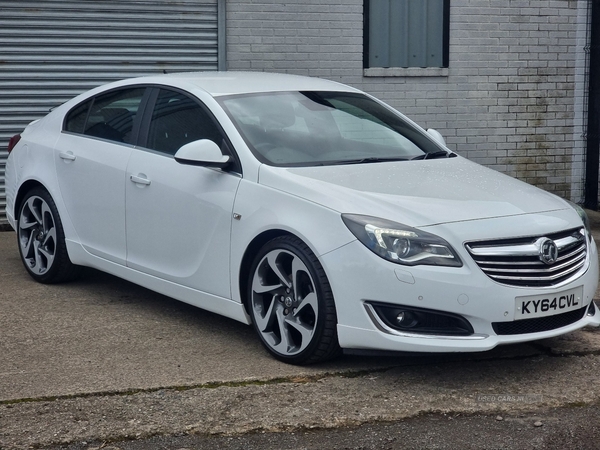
[18,195,57,275]
[251,248,320,357]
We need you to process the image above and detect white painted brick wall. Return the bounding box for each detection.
[227,0,589,201]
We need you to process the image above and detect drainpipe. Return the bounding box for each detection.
[218,0,227,71]
[584,0,600,209]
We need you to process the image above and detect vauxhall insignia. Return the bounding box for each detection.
[539,238,559,265]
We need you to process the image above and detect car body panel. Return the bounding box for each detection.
[228,176,357,303]
[324,236,599,352]
[125,148,241,298]
[55,132,131,264]
[165,71,360,97]
[65,239,251,324]
[256,157,570,227]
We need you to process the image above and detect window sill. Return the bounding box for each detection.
[364,67,449,77]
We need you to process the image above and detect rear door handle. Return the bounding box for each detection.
[130,174,151,186]
[59,151,76,161]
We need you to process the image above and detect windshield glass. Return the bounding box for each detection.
[219,91,443,167]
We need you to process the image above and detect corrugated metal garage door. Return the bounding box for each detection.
[0,0,219,224]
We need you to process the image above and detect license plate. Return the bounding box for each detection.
[515,286,584,320]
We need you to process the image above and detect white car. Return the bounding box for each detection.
[5,72,599,364]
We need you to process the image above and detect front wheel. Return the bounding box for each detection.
[17,188,81,283]
[248,235,340,364]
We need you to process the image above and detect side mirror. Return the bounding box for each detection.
[174,139,231,169]
[426,128,447,147]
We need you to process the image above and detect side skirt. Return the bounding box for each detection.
[66,240,251,325]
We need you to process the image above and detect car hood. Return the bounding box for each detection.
[258,156,570,227]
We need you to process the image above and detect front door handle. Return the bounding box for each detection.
[59,151,76,161]
[130,174,151,186]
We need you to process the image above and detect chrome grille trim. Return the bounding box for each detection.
[475,245,581,266]
[479,252,586,274]
[468,234,582,257]
[465,228,587,287]
[486,259,585,282]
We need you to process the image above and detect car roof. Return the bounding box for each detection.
[125,71,361,97]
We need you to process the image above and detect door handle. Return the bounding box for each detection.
[59,151,76,161]
[130,174,151,186]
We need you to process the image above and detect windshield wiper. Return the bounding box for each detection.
[411,151,455,160]
[323,156,410,166]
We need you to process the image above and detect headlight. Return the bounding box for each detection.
[567,201,591,239]
[342,214,462,267]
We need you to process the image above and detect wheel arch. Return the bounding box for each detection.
[14,182,82,283]
[14,179,49,219]
[240,230,342,363]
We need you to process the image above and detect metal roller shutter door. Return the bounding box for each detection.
[0,0,219,224]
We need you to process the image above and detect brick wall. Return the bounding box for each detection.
[227,0,589,201]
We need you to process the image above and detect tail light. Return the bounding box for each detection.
[7,134,21,153]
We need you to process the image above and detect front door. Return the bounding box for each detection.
[125,88,241,298]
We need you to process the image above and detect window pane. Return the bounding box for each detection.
[84,88,146,144]
[147,89,224,155]
[220,91,440,166]
[367,0,446,68]
[327,98,422,152]
[64,100,91,133]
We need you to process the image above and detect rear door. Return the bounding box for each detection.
[55,87,147,264]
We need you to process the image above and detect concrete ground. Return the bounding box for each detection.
[1,211,600,449]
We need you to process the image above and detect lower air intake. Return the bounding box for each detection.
[492,306,587,335]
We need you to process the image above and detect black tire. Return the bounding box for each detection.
[16,187,81,284]
[247,235,341,364]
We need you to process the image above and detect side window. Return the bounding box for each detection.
[146,89,225,155]
[64,100,92,133]
[364,0,449,68]
[85,88,146,144]
[63,88,146,144]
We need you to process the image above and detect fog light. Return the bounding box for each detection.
[395,311,418,328]
[587,301,597,317]
[368,302,474,336]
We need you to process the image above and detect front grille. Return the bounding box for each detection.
[465,228,587,287]
[492,306,588,335]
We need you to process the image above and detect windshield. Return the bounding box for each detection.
[219,91,444,167]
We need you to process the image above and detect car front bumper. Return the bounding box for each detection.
[322,219,600,353]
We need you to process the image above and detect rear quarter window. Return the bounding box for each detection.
[64,100,92,134]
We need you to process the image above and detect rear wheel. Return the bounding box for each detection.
[248,235,340,364]
[17,188,80,283]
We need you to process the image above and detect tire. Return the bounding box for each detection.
[17,188,81,284]
[248,235,341,364]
